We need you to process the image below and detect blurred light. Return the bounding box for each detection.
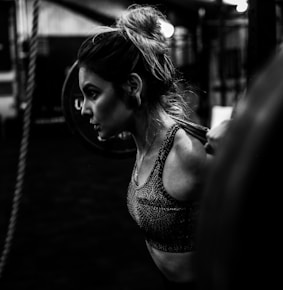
[223,0,248,13]
[223,0,241,4]
[236,1,248,13]
[198,8,206,18]
[159,19,175,38]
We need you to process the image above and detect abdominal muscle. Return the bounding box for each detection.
[145,241,196,283]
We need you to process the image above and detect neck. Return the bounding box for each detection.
[132,116,160,154]
[135,123,159,157]
[132,111,176,185]
[132,109,175,155]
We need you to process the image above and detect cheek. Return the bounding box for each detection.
[96,95,120,117]
[108,99,130,121]
[100,97,132,127]
[98,88,127,118]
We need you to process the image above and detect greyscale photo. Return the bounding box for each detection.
[1,1,282,289]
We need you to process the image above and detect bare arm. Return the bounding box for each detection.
[163,129,207,202]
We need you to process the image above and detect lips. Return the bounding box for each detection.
[90,120,100,131]
[93,124,100,131]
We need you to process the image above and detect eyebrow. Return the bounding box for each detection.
[81,83,101,92]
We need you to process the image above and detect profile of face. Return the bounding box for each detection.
[78,66,134,140]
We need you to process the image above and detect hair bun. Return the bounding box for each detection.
[117,5,166,41]
[116,5,174,84]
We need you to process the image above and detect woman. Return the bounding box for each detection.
[77,4,208,289]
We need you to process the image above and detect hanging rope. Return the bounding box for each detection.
[0,0,40,279]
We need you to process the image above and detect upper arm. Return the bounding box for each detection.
[163,129,207,202]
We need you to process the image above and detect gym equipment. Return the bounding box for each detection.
[61,61,136,157]
[0,0,40,279]
[196,49,283,290]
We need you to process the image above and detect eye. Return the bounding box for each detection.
[85,87,100,100]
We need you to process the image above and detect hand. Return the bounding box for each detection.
[205,119,231,155]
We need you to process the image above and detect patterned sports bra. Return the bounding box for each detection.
[127,124,201,253]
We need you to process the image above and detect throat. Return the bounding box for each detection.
[134,146,159,186]
[134,168,139,184]
[134,133,157,185]
[133,121,170,185]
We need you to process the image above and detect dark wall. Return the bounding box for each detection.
[0,1,13,72]
[32,36,85,119]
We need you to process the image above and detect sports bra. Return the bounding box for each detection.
[127,124,201,253]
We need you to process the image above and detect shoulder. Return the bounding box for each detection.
[174,127,207,166]
[163,127,207,202]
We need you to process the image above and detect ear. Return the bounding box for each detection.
[123,73,143,108]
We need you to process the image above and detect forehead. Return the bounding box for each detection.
[78,66,112,89]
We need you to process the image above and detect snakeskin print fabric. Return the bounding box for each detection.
[127,124,200,253]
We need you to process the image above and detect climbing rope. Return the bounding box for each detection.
[0,0,40,279]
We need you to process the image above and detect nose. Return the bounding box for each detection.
[80,98,92,116]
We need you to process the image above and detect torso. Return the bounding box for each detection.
[146,241,196,282]
[127,123,207,282]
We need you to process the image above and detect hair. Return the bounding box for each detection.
[77,4,196,127]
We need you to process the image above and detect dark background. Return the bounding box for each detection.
[0,122,165,290]
[1,1,282,289]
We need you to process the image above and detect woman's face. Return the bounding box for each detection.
[79,66,133,140]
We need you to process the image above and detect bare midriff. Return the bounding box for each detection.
[146,241,196,283]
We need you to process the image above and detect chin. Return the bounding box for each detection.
[97,131,115,141]
[97,135,108,142]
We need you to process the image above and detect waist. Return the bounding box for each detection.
[146,241,197,283]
